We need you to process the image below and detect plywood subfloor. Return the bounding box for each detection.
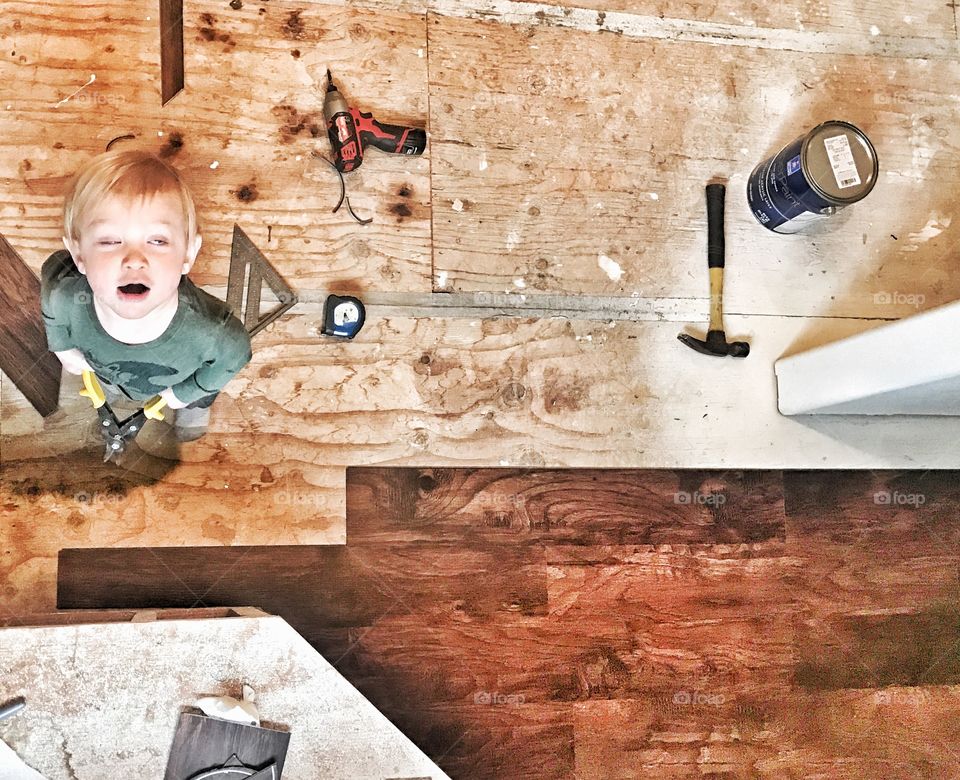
[57,468,960,779]
[3,0,959,485]
[0,0,431,292]
[429,12,960,318]
[6,308,960,478]
[0,368,345,619]
[3,0,959,317]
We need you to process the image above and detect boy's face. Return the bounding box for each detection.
[66,192,201,321]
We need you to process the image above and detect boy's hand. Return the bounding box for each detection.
[54,348,93,376]
[159,387,189,410]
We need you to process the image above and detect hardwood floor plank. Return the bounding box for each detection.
[786,471,960,688]
[347,467,785,547]
[57,541,548,626]
[399,705,574,780]
[57,546,392,628]
[795,597,960,690]
[784,470,960,614]
[547,559,799,699]
[573,687,960,779]
[0,235,60,417]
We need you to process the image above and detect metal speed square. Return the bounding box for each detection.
[226,224,298,337]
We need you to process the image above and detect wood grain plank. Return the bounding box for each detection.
[546,558,799,700]
[0,234,61,416]
[783,470,960,614]
[785,471,960,692]
[785,470,960,548]
[57,541,549,629]
[0,0,430,293]
[795,599,960,690]
[346,467,785,548]
[159,0,184,105]
[429,14,960,318]
[164,713,290,780]
[368,704,575,780]
[57,546,392,629]
[573,687,960,779]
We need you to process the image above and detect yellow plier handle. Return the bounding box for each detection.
[79,370,106,409]
[80,370,167,421]
[142,394,167,421]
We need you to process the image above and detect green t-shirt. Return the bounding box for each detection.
[40,250,252,404]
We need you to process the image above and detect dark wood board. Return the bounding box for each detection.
[0,233,61,417]
[159,0,185,104]
[164,712,288,780]
[58,545,396,631]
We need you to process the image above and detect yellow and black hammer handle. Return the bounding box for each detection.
[706,182,726,335]
[676,183,749,358]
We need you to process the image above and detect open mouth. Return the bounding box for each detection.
[117,283,150,298]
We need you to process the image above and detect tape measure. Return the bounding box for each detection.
[321,294,365,339]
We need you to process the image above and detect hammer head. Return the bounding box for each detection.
[677,330,750,358]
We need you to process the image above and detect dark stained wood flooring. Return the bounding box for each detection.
[0,233,61,417]
[57,469,960,779]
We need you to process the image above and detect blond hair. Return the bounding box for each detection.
[63,149,199,244]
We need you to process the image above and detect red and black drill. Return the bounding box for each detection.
[323,69,427,173]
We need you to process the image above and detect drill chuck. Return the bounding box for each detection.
[322,89,350,124]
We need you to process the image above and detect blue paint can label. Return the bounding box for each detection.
[747,121,879,234]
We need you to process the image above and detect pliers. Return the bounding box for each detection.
[79,371,167,462]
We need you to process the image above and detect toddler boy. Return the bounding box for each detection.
[41,149,251,442]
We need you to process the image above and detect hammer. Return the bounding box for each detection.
[677,183,750,358]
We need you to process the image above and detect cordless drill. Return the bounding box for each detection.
[323,69,427,173]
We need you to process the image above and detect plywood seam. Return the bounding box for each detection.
[410,0,960,59]
[198,285,904,324]
[426,10,439,293]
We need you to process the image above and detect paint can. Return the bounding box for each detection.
[747,121,878,233]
